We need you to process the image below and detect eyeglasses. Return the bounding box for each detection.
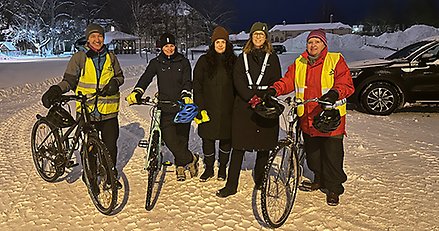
[252,32,266,38]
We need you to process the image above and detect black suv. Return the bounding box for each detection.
[348,36,439,115]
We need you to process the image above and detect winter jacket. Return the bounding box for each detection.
[135,52,192,113]
[232,49,281,150]
[193,53,235,140]
[57,46,124,121]
[272,48,355,137]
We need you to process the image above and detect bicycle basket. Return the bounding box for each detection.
[253,98,285,119]
[47,105,75,128]
[174,102,198,123]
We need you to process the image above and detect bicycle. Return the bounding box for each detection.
[31,92,118,215]
[136,95,174,211]
[260,96,341,228]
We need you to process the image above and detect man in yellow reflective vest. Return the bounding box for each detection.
[267,29,355,206]
[42,23,124,190]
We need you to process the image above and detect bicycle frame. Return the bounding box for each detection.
[38,94,99,163]
[140,99,163,171]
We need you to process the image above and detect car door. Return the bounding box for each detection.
[401,43,439,101]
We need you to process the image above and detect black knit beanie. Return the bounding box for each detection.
[158,33,176,48]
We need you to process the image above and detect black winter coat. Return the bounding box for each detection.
[232,49,281,150]
[135,52,192,113]
[193,53,235,140]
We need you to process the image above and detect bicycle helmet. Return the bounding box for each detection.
[174,102,198,123]
[253,98,285,119]
[312,109,341,133]
[47,105,75,128]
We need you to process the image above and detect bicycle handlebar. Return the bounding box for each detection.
[271,96,342,110]
[137,96,176,107]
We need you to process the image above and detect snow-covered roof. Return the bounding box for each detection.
[104,31,140,44]
[269,22,352,32]
[229,31,249,41]
[0,42,17,51]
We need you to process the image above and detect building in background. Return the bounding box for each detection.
[269,22,352,43]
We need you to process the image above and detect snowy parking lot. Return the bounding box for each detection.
[1,26,439,229]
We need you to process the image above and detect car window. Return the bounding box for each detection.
[385,41,430,60]
[413,44,439,62]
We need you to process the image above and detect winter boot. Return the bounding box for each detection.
[187,153,199,178]
[176,166,186,181]
[200,153,215,182]
[217,149,230,181]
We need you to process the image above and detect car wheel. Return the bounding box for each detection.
[360,82,400,115]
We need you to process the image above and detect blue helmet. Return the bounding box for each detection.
[174,102,198,123]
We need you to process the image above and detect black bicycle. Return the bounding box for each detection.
[31,92,118,215]
[260,96,340,228]
[136,95,173,210]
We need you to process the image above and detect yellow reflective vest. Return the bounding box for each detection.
[75,53,120,114]
[294,52,347,117]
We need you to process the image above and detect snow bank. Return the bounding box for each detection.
[283,24,439,53]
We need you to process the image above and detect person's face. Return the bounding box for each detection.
[252,30,266,48]
[162,44,175,56]
[306,37,326,56]
[87,32,104,50]
[214,39,227,54]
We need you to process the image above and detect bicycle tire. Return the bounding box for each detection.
[260,141,300,228]
[31,119,64,182]
[145,131,160,211]
[82,135,117,215]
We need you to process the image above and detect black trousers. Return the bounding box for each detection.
[202,139,231,158]
[93,117,119,174]
[161,113,193,167]
[225,149,269,190]
[303,133,347,195]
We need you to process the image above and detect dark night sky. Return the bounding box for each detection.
[224,0,374,32]
[221,0,439,33]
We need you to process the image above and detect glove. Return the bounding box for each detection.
[100,79,119,96]
[126,88,144,105]
[263,88,277,102]
[319,89,339,109]
[248,95,262,109]
[181,91,193,104]
[194,110,210,124]
[42,85,62,108]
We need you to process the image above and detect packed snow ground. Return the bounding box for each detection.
[0,25,438,230]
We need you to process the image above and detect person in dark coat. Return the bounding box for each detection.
[126,33,199,182]
[216,22,281,198]
[193,26,237,182]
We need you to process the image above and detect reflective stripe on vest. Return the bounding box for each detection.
[243,52,270,90]
[294,52,347,116]
[75,53,120,114]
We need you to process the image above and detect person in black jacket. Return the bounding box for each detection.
[126,33,198,182]
[216,22,282,197]
[193,26,237,182]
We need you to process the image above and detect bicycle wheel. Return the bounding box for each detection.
[82,135,117,215]
[31,119,64,182]
[145,131,161,211]
[260,141,300,228]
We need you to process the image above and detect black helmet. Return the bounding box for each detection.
[47,105,75,128]
[253,98,285,119]
[313,109,341,133]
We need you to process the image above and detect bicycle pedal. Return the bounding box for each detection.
[138,139,149,148]
[66,161,79,168]
[162,161,172,166]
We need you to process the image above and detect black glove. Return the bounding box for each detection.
[42,85,62,108]
[319,89,339,108]
[100,79,119,96]
[263,88,277,102]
